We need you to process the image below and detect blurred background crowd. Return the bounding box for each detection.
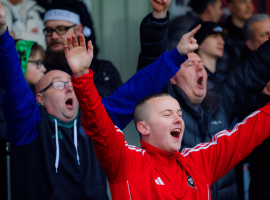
[1,0,270,200]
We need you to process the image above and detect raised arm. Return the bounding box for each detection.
[219,39,270,120]
[181,103,270,186]
[65,34,150,186]
[0,1,40,145]
[102,0,200,130]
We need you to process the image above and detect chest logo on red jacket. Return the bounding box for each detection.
[187,176,195,188]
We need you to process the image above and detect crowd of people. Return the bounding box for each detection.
[0,0,270,199]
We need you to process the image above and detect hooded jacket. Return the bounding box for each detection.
[72,68,270,200]
[138,12,270,200]
[0,27,185,199]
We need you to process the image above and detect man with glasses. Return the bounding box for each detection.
[43,0,123,98]
[0,1,200,199]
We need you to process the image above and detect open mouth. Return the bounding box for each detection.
[197,77,203,87]
[65,98,73,108]
[170,129,181,139]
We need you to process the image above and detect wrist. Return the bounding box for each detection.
[152,10,167,19]
[73,69,89,78]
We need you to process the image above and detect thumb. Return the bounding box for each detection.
[87,40,93,57]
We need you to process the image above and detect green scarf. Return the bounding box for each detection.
[49,113,79,129]
[15,40,37,77]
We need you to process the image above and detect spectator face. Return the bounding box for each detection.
[199,34,225,58]
[209,0,223,22]
[26,51,46,85]
[228,0,253,21]
[144,96,185,153]
[246,19,270,51]
[36,70,79,122]
[44,20,82,52]
[170,53,207,104]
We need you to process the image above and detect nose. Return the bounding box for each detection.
[40,64,46,73]
[51,31,59,39]
[174,114,183,124]
[219,37,225,45]
[65,82,73,94]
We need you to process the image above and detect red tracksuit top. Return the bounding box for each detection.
[72,70,270,200]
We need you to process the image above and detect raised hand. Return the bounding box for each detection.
[177,24,201,56]
[0,0,7,35]
[150,0,171,18]
[64,33,93,78]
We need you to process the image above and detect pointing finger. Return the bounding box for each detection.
[72,34,79,47]
[67,36,73,50]
[187,24,201,38]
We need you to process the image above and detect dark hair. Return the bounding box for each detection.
[134,93,172,138]
[30,43,45,60]
[189,0,217,14]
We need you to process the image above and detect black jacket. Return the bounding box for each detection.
[138,12,270,200]
[216,16,251,76]
[237,93,270,200]
[11,106,108,200]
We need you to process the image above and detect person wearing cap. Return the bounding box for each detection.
[193,21,227,90]
[168,0,223,51]
[0,1,200,199]
[43,0,122,98]
[216,0,253,76]
[137,1,270,200]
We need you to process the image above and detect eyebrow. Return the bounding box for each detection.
[160,109,182,113]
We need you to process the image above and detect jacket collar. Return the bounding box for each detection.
[140,140,179,166]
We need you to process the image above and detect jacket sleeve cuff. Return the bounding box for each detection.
[167,47,187,69]
[71,69,94,83]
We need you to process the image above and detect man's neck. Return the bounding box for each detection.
[198,52,217,73]
[231,16,245,28]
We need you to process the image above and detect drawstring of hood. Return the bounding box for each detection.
[74,119,80,165]
[54,118,80,173]
[54,119,60,173]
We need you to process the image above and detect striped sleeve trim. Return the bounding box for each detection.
[181,111,261,157]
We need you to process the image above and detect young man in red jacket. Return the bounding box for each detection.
[64,22,270,199]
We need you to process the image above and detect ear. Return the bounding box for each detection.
[137,121,150,137]
[170,75,177,85]
[76,23,83,36]
[206,3,212,15]
[246,39,256,51]
[36,93,45,105]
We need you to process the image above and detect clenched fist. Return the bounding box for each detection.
[150,0,171,19]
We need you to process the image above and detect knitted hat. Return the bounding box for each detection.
[15,40,37,77]
[44,0,99,56]
[190,21,227,45]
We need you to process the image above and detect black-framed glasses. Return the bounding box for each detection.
[39,81,73,93]
[28,60,44,69]
[43,25,77,37]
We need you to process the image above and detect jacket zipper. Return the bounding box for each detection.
[169,154,177,191]
[207,184,210,200]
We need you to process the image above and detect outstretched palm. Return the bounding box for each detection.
[64,34,93,78]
